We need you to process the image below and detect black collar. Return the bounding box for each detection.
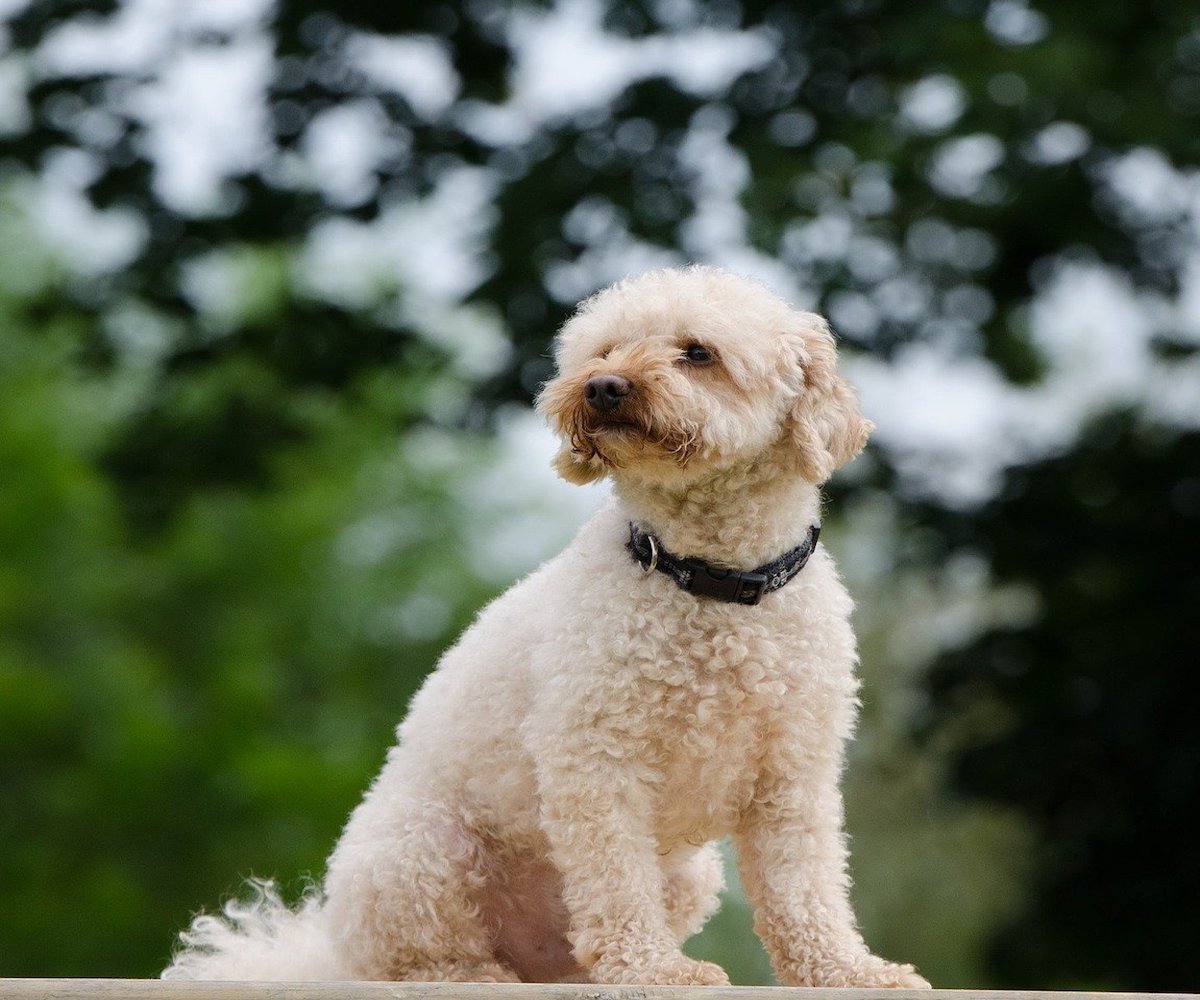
[627,522,820,606]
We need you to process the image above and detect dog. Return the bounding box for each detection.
[163,265,928,989]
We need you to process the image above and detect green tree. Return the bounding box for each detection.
[0,218,511,973]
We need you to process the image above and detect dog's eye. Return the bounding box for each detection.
[682,344,714,365]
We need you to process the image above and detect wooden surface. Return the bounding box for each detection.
[0,983,1196,1000]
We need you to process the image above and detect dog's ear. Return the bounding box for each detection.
[788,315,874,483]
[551,445,607,485]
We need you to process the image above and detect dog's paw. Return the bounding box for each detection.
[661,956,730,986]
[836,956,929,990]
[855,957,930,990]
[777,953,929,990]
[591,951,730,986]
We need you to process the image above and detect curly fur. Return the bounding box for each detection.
[163,265,926,988]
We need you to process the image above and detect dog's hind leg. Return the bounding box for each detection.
[324,798,517,982]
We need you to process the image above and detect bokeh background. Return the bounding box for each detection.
[1,0,1198,988]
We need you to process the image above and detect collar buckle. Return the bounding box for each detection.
[686,565,768,606]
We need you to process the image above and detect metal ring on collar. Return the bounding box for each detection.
[642,533,659,573]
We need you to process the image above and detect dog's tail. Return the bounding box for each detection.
[162,879,348,980]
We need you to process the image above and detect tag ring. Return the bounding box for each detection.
[642,534,659,573]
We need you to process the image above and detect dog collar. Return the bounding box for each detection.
[627,522,820,606]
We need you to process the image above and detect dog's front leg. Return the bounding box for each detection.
[733,742,929,989]
[526,731,729,986]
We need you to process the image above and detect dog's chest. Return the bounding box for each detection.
[651,704,763,846]
[618,607,797,844]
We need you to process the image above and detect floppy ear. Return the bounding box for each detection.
[551,445,607,485]
[789,316,874,483]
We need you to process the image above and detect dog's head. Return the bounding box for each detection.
[536,266,873,488]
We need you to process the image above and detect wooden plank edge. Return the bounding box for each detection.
[0,983,1196,1000]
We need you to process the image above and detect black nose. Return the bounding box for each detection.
[585,374,631,411]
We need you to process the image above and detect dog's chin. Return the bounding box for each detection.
[573,419,711,482]
[576,421,652,463]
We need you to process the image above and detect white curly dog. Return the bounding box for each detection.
[164,265,927,989]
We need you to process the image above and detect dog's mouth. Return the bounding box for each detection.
[571,397,656,442]
[538,368,704,471]
[569,414,647,461]
[585,416,645,435]
[571,412,701,468]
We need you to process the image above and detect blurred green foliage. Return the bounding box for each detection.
[0,230,505,974]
